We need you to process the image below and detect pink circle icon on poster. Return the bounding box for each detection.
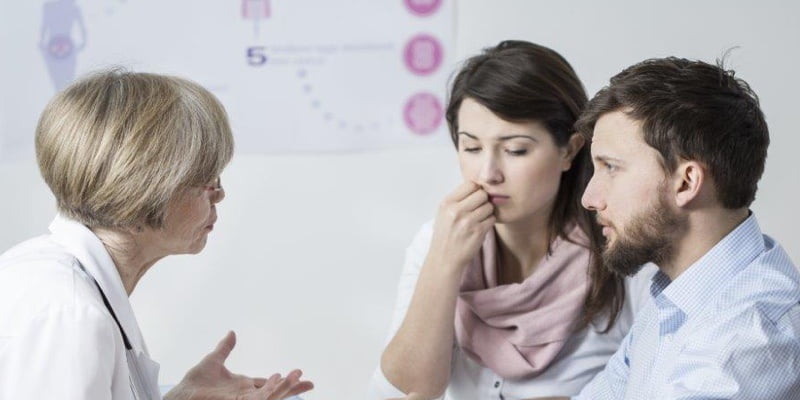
[404,92,443,136]
[404,0,442,17]
[404,34,443,76]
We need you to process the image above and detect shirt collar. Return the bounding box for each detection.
[650,213,765,328]
[48,214,148,353]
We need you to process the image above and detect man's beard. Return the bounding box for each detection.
[602,187,687,276]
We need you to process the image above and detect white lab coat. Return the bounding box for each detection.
[0,215,161,399]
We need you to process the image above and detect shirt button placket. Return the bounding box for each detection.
[492,378,503,399]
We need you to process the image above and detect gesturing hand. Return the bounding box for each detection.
[165,331,314,400]
[428,181,495,273]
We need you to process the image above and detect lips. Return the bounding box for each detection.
[488,194,510,205]
[206,215,217,230]
[596,216,614,237]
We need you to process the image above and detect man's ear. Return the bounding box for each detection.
[673,160,705,207]
[561,133,586,171]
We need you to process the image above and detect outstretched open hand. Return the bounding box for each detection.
[165,331,314,400]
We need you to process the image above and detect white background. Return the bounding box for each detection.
[1,1,798,400]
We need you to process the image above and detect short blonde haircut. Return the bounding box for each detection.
[35,69,234,229]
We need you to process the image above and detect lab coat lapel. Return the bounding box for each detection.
[49,215,162,399]
[131,350,163,399]
[48,215,148,354]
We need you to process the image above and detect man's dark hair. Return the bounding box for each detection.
[576,56,769,209]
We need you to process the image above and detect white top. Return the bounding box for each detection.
[0,215,160,399]
[369,221,656,400]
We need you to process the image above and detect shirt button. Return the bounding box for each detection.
[494,381,500,388]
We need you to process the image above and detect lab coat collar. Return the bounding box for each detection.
[48,214,149,355]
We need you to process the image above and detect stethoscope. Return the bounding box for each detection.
[86,271,158,400]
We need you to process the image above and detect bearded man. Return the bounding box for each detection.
[538,56,800,400]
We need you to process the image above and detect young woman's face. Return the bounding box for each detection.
[456,98,574,225]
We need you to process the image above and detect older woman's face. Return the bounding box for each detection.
[155,178,225,255]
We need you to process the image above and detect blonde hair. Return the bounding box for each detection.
[35,69,234,229]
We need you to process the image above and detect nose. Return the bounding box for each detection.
[477,154,504,186]
[581,175,604,211]
[209,182,225,204]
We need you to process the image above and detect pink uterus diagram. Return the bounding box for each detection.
[242,0,271,38]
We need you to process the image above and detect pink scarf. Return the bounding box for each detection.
[454,224,591,379]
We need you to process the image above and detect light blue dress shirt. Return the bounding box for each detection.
[574,214,800,399]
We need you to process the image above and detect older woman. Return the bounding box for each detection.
[0,71,313,399]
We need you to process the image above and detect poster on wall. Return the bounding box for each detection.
[0,0,454,158]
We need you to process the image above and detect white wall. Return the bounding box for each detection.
[1,1,798,399]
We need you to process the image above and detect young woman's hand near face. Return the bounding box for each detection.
[380,182,494,399]
[429,181,495,274]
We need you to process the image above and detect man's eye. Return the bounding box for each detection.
[463,147,481,153]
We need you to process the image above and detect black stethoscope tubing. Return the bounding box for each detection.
[91,279,134,351]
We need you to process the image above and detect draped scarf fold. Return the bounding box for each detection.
[454,224,591,379]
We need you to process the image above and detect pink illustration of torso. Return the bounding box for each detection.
[40,0,86,90]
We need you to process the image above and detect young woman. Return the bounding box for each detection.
[371,41,654,400]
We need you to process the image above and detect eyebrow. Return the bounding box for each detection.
[458,132,538,142]
[593,155,625,165]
